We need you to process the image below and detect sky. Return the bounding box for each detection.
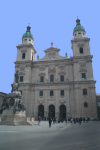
[0,0,100,94]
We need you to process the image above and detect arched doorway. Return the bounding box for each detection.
[38,105,44,118]
[49,105,55,118]
[60,105,66,120]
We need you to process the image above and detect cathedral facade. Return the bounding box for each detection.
[14,18,98,119]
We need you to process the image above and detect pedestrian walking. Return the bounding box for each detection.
[49,117,52,127]
[71,118,73,125]
[38,117,40,125]
[79,117,82,125]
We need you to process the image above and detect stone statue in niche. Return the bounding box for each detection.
[80,63,86,68]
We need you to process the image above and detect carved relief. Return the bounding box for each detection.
[52,52,56,58]
[80,62,86,68]
[58,71,66,75]
[38,73,46,76]
[48,52,56,59]
[39,66,46,71]
[48,68,56,73]
[58,65,65,70]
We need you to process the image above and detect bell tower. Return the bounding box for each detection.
[71,17,90,57]
[16,25,37,62]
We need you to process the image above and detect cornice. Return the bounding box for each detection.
[38,73,46,76]
[71,37,90,43]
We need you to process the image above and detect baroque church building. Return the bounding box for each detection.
[14,18,98,119]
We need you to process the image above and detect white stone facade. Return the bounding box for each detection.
[13,27,98,120]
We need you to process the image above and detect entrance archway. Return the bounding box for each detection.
[60,105,66,120]
[49,105,55,118]
[38,105,44,118]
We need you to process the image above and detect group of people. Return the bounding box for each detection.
[37,116,94,127]
[67,117,89,125]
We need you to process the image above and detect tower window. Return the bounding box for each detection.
[60,75,64,82]
[82,73,86,79]
[25,39,27,41]
[40,91,43,96]
[84,102,88,107]
[40,76,44,82]
[32,55,33,60]
[78,32,81,34]
[75,34,77,36]
[83,89,87,95]
[50,75,54,82]
[80,47,83,53]
[61,90,64,96]
[20,76,23,82]
[22,53,25,59]
[29,39,31,41]
[83,33,84,35]
[50,90,53,96]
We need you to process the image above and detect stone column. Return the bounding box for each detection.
[74,87,81,118]
[34,90,38,118]
[66,89,71,118]
[55,89,59,119]
[44,90,48,118]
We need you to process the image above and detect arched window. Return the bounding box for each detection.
[22,53,25,59]
[78,32,81,34]
[80,47,83,53]
[84,102,88,107]
[29,39,31,41]
[50,75,54,82]
[40,76,44,82]
[75,34,77,36]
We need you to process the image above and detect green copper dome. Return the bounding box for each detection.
[22,26,34,40]
[73,18,85,33]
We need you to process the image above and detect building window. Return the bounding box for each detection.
[78,32,81,34]
[84,102,88,107]
[50,75,54,82]
[29,39,31,41]
[40,91,43,96]
[82,73,86,79]
[83,33,84,35]
[83,89,87,95]
[22,53,25,59]
[20,76,23,82]
[40,76,44,82]
[25,39,27,41]
[60,75,64,82]
[50,90,53,96]
[32,55,33,60]
[75,34,77,36]
[61,90,64,96]
[80,47,83,53]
